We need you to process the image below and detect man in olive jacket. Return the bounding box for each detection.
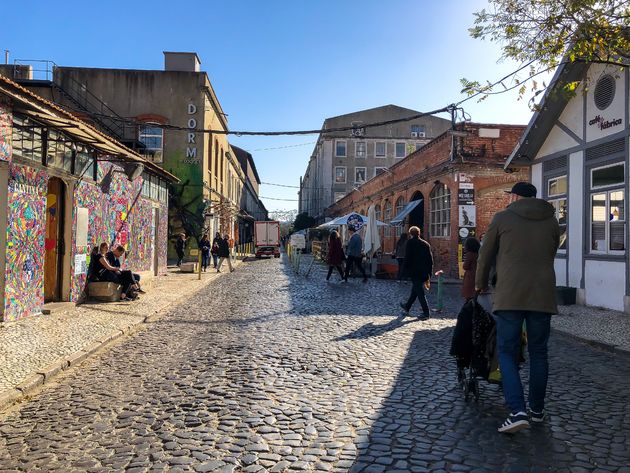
[476,182,560,434]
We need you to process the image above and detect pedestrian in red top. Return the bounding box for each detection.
[326,230,346,282]
[462,237,480,300]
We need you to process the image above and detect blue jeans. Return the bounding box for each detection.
[494,310,551,414]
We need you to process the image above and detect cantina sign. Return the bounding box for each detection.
[589,114,622,131]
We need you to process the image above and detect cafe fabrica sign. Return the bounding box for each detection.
[589,114,622,131]
[184,103,201,164]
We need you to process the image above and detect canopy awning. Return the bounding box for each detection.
[390,199,422,226]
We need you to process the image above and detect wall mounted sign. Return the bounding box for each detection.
[589,115,622,131]
[184,103,201,164]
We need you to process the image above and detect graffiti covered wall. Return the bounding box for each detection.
[4,164,48,320]
[0,101,11,163]
[69,163,166,301]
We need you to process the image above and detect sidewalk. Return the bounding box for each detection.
[0,259,243,411]
[554,303,630,356]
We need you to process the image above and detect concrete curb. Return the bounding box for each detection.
[0,260,243,413]
[552,328,630,359]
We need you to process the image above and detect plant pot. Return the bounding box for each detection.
[556,286,576,305]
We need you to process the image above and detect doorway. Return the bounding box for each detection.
[44,177,66,302]
[408,191,425,235]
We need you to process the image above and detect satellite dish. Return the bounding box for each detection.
[124,163,144,181]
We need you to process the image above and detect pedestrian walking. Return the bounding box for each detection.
[216,233,234,273]
[343,225,368,283]
[200,234,211,272]
[476,181,560,434]
[211,232,221,268]
[399,226,432,319]
[175,232,187,267]
[395,232,408,281]
[462,237,480,300]
[326,230,345,282]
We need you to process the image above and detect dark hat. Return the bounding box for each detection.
[506,181,537,198]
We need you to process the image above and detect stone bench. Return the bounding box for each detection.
[88,282,123,302]
[179,262,198,273]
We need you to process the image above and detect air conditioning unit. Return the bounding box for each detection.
[418,132,426,138]
[411,132,418,137]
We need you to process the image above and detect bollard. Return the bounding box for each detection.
[296,249,301,274]
[434,270,444,312]
[198,247,202,280]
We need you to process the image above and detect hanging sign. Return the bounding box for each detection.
[346,213,364,230]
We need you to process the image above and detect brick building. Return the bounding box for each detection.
[324,123,529,278]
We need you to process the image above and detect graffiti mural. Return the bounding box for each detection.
[4,165,47,320]
[0,101,11,162]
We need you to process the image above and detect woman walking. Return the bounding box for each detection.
[326,230,345,282]
[200,234,211,272]
[395,232,408,281]
[211,232,221,268]
[462,237,480,300]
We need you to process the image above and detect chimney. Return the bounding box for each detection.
[163,52,201,72]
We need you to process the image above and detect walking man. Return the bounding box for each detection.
[175,232,187,267]
[476,182,560,434]
[344,225,368,283]
[399,226,432,320]
[216,233,234,273]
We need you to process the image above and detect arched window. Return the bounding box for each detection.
[430,184,451,237]
[395,196,405,236]
[384,200,392,237]
[375,204,381,221]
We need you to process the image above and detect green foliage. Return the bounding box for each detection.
[464,0,629,105]
[293,212,317,232]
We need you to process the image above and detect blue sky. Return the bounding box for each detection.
[1,1,539,211]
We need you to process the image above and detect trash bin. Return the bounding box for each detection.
[556,286,577,305]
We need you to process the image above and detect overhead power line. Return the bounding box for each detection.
[259,196,299,201]
[249,141,316,152]
[261,181,301,189]
[84,105,456,136]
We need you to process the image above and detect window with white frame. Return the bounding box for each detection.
[335,140,347,157]
[547,175,568,250]
[395,142,406,158]
[374,167,388,177]
[430,184,451,238]
[375,141,386,157]
[384,200,392,237]
[355,141,366,158]
[395,196,405,236]
[138,124,164,163]
[334,166,347,183]
[590,163,625,253]
[355,167,366,184]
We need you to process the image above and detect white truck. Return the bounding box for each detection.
[254,221,281,258]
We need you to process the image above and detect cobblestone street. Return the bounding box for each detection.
[0,257,629,473]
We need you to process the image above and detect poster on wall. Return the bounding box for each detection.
[74,253,87,275]
[459,205,476,227]
[458,184,474,205]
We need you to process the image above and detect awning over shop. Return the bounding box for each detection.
[390,199,422,226]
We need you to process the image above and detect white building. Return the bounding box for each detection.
[506,61,629,312]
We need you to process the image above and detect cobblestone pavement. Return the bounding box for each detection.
[0,257,629,473]
[0,266,232,394]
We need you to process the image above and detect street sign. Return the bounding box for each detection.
[290,233,306,250]
[459,205,476,227]
[346,213,364,230]
[458,187,475,205]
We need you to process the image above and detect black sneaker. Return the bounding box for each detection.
[530,409,545,423]
[399,302,409,316]
[418,313,430,321]
[498,412,530,433]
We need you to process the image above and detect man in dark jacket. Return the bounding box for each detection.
[399,226,433,320]
[476,181,560,434]
[216,234,234,273]
[175,233,187,267]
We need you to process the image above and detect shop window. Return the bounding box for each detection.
[547,175,568,251]
[430,184,451,238]
[590,163,625,254]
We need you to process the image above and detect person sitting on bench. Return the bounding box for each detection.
[91,242,138,300]
[106,245,145,294]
